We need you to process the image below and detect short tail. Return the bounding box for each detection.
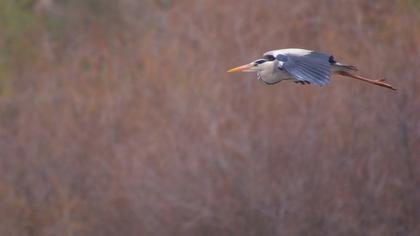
[329,56,358,72]
[332,63,358,72]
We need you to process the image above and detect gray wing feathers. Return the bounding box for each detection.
[287,58,331,85]
[275,51,332,85]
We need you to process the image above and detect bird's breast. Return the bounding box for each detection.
[258,69,291,85]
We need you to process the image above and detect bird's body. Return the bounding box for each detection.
[228,48,396,90]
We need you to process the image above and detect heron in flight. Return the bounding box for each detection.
[228,48,396,90]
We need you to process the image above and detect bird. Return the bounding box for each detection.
[227,48,396,90]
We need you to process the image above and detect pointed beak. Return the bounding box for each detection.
[227,63,253,73]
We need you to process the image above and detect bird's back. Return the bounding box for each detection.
[264,48,331,62]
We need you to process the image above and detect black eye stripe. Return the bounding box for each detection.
[264,55,275,61]
[254,59,267,64]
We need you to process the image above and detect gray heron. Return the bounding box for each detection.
[228,48,396,90]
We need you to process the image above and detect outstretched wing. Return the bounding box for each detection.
[265,49,332,85]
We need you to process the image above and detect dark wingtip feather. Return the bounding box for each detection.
[328,56,336,64]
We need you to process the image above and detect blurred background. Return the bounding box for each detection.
[0,0,419,235]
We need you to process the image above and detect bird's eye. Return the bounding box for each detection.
[264,55,275,61]
[254,59,266,65]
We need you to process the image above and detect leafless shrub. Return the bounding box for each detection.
[0,0,419,235]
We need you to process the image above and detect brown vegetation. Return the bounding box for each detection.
[0,0,419,235]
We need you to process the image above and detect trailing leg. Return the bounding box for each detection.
[336,71,396,91]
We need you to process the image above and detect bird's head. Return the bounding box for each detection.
[228,55,276,73]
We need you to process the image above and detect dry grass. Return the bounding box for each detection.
[0,0,419,235]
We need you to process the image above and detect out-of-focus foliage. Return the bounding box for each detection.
[0,0,39,96]
[0,0,419,235]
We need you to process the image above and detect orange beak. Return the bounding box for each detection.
[227,64,253,73]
